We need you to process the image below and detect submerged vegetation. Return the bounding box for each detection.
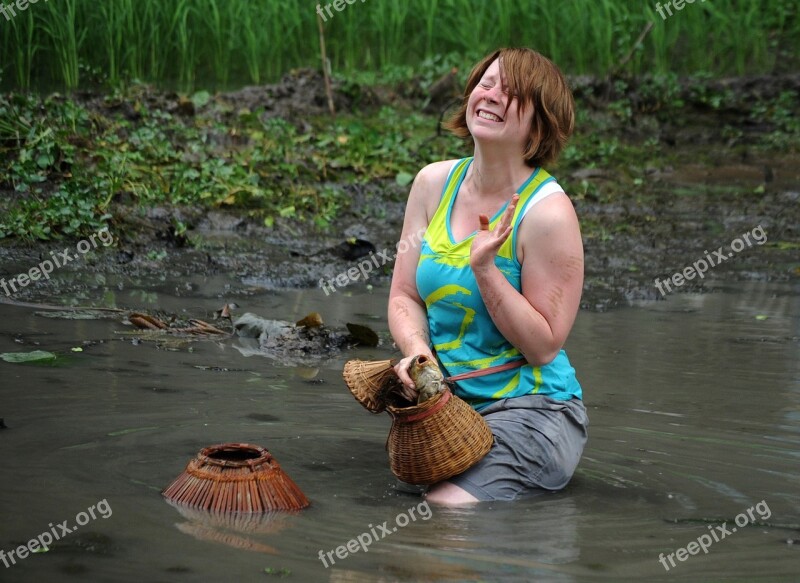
[0,0,798,90]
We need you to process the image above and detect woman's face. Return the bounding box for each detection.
[466,58,532,152]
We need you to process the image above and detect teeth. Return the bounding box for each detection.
[478,110,502,122]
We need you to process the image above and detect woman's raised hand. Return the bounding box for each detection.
[469,194,519,273]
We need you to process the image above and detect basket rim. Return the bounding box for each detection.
[196,442,273,469]
[386,386,452,417]
[387,387,452,423]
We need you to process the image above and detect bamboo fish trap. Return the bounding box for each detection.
[343,359,493,485]
[162,443,310,512]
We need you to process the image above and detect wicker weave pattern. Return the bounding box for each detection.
[342,359,401,413]
[386,387,494,485]
[162,443,310,512]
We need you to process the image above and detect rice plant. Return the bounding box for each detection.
[0,0,796,91]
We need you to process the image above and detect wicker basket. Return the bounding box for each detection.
[162,443,310,512]
[386,387,493,485]
[342,358,402,413]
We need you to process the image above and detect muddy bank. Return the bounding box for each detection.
[0,70,798,310]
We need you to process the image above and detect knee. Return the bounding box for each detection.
[424,482,480,505]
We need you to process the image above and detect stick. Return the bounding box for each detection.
[0,296,126,313]
[610,21,654,76]
[317,13,336,116]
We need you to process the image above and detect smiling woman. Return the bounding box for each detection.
[387,48,587,504]
[444,48,575,169]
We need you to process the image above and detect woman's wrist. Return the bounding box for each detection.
[471,259,500,281]
[401,332,433,358]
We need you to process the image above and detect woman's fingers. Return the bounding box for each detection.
[478,194,519,236]
[497,194,519,233]
[399,384,418,401]
[394,355,420,402]
[394,355,416,388]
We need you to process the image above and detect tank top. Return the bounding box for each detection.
[416,157,583,411]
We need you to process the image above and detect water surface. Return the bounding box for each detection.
[1,279,798,582]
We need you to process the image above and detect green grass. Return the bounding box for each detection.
[0,0,797,91]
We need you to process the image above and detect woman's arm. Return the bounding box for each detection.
[470,192,584,365]
[388,161,453,391]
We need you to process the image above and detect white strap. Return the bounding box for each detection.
[519,181,564,220]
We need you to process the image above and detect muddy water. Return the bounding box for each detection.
[0,279,798,582]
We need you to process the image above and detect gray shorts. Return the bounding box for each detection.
[447,395,588,501]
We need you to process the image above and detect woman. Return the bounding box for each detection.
[388,48,588,504]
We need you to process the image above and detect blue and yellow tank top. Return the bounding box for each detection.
[416,157,582,411]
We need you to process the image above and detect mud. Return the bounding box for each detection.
[0,70,797,309]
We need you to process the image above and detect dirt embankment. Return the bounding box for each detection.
[0,70,798,309]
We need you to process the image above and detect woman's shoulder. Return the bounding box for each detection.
[413,159,461,193]
[407,159,462,218]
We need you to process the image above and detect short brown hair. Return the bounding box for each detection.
[444,48,575,168]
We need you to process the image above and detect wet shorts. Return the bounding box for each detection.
[446,395,588,502]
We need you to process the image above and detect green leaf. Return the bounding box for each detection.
[395,171,414,186]
[36,153,53,169]
[191,90,211,109]
[1,350,57,363]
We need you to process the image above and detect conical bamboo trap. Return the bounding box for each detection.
[342,358,402,413]
[162,443,310,512]
[343,359,494,485]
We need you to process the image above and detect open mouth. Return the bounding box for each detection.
[476,109,503,122]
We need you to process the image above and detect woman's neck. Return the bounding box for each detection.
[468,144,531,198]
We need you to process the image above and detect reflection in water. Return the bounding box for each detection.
[327,497,581,582]
[166,501,291,555]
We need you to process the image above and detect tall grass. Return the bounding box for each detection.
[1,0,797,91]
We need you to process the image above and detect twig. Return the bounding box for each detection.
[610,21,654,77]
[317,13,336,116]
[0,296,126,313]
